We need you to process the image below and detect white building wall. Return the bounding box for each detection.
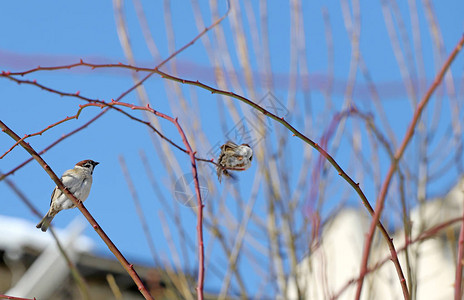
[288,177,464,300]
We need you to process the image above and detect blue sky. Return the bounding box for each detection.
[1,1,464,297]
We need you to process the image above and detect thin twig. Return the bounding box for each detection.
[74,100,206,299]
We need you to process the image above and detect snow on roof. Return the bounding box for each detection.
[0,215,94,255]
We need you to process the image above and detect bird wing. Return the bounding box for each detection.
[222,141,238,151]
[49,186,60,205]
[49,171,76,204]
[61,171,77,186]
[219,141,240,163]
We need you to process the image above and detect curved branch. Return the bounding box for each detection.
[0,120,154,300]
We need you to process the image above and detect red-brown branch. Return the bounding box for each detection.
[7,96,207,299]
[0,111,105,181]
[0,115,77,159]
[76,99,206,299]
[0,120,154,300]
[355,34,464,300]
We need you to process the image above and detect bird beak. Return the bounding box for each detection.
[94,162,100,166]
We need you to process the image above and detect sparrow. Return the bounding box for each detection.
[217,141,253,182]
[36,159,99,232]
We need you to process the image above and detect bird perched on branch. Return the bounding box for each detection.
[217,141,253,182]
[36,159,99,232]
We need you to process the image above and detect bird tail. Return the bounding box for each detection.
[36,212,55,232]
[217,168,225,183]
[217,167,237,183]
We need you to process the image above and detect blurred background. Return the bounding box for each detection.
[1,1,463,299]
